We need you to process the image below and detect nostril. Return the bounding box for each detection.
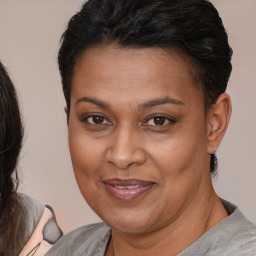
[106,147,147,170]
[105,129,147,169]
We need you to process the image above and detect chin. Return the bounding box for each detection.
[100,209,157,234]
[109,222,152,234]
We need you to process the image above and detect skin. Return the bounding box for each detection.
[68,44,232,255]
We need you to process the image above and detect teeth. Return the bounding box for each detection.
[114,185,140,189]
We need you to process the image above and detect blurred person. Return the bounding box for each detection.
[47,0,256,255]
[0,61,62,256]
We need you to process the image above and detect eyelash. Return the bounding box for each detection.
[80,114,176,127]
[143,114,176,127]
[81,114,112,126]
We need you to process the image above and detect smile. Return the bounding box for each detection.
[113,185,141,189]
[103,179,154,201]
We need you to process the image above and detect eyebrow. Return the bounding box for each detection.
[139,96,184,109]
[75,96,184,110]
[75,97,111,109]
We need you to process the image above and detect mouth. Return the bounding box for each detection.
[103,179,155,201]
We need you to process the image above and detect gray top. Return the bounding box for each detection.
[46,200,256,256]
[20,193,63,247]
[20,193,45,242]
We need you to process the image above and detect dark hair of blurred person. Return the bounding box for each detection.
[0,61,63,256]
[0,61,25,256]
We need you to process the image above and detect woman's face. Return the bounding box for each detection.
[69,45,212,234]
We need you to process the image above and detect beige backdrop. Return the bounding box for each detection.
[0,0,255,233]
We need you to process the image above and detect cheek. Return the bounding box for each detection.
[68,125,105,179]
[146,123,208,179]
[68,130,105,205]
[145,131,208,209]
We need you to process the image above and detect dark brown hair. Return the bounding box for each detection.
[0,61,26,256]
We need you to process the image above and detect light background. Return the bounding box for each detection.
[0,0,255,233]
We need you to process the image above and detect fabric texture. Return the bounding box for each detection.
[18,194,63,256]
[46,199,256,256]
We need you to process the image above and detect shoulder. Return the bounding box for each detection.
[18,193,45,238]
[180,200,256,256]
[46,222,111,256]
[19,192,45,213]
[18,193,63,255]
[222,215,256,256]
[218,201,256,255]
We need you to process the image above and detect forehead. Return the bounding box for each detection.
[71,44,203,108]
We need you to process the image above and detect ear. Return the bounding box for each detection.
[64,106,67,115]
[207,93,232,154]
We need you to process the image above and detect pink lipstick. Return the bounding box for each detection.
[103,179,154,200]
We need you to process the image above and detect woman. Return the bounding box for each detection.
[0,61,62,256]
[47,0,256,255]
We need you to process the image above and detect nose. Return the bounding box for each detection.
[106,126,146,169]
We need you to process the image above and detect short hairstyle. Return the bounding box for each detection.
[58,0,233,175]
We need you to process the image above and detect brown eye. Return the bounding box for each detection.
[143,115,176,127]
[153,116,166,126]
[85,115,111,125]
[92,115,104,124]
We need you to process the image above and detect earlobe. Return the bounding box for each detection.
[207,93,232,154]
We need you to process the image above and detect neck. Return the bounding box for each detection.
[105,182,228,256]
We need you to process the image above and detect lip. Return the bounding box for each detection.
[103,179,155,201]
